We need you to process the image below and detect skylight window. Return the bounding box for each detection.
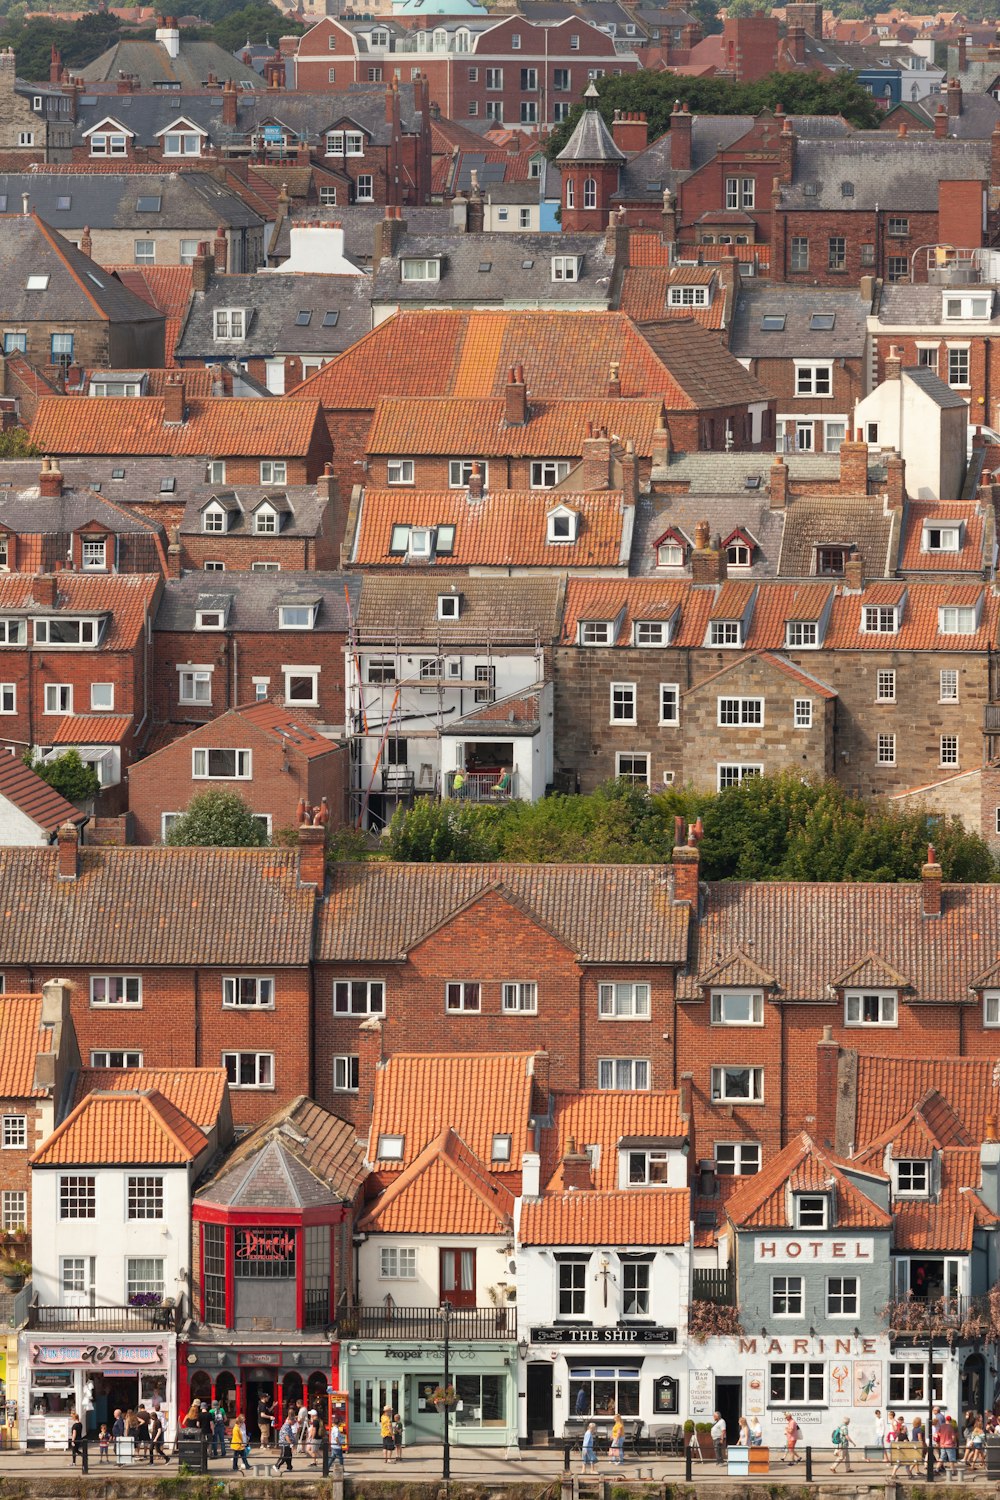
[56,195,71,210]
[26,274,49,290]
[478,261,492,272]
[87,273,104,288]
[810,313,836,331]
[322,310,339,326]
[136,196,161,212]
[159,477,175,493]
[295,310,312,326]
[521,258,534,269]
[112,468,125,480]
[761,314,785,331]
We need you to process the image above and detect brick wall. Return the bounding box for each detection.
[0,632,150,762]
[0,1097,48,1233]
[152,627,347,727]
[181,529,339,573]
[774,208,941,287]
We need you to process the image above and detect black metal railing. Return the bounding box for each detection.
[28,1301,181,1332]
[338,1305,514,1340]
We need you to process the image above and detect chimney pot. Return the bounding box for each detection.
[921,845,943,917]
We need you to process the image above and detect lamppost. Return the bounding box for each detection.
[926,1331,936,1482]
[442,1299,452,1482]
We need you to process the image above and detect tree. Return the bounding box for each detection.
[725,0,772,15]
[165,789,267,848]
[384,798,499,862]
[25,748,99,804]
[0,429,40,459]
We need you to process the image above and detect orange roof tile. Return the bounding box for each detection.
[520,1189,690,1246]
[365,397,665,458]
[359,1128,514,1235]
[50,714,133,746]
[298,311,689,409]
[892,1148,998,1252]
[0,756,81,834]
[854,1057,1000,1152]
[0,572,159,652]
[368,1051,538,1173]
[0,996,50,1099]
[618,269,727,327]
[29,396,323,458]
[233,702,338,760]
[72,1066,228,1129]
[542,1091,685,1192]
[724,1133,891,1231]
[353,488,629,569]
[561,577,712,645]
[31,1089,207,1166]
[898,501,986,573]
[628,234,672,268]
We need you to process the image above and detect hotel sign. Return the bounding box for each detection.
[753,1238,874,1264]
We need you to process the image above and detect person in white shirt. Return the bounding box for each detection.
[711,1412,728,1465]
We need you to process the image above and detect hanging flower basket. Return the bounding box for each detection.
[431,1387,457,1408]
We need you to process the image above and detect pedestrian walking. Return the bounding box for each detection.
[582,1422,598,1471]
[258,1394,273,1451]
[749,1415,763,1447]
[231,1414,251,1473]
[68,1410,83,1466]
[148,1412,169,1464]
[392,1411,404,1463]
[330,1423,346,1472]
[272,1415,295,1475]
[784,1412,802,1465]
[737,1416,750,1447]
[710,1411,727,1465]
[609,1412,625,1466]
[831,1416,856,1473]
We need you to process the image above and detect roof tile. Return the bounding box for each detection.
[520,1189,690,1245]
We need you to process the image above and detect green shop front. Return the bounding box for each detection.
[341,1314,517,1448]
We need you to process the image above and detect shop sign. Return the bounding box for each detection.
[237,1352,281,1366]
[736,1335,879,1357]
[753,1238,874,1264]
[30,1344,164,1368]
[689,1368,713,1416]
[531,1326,677,1345]
[236,1229,295,1262]
[33,1371,74,1387]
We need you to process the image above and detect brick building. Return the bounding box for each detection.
[173,466,343,575]
[0,458,167,576]
[0,980,78,1235]
[0,830,321,1126]
[151,570,358,732]
[127,701,346,844]
[872,273,1000,431]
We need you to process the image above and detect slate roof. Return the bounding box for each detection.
[177,484,329,540]
[519,1189,690,1245]
[0,846,316,967]
[174,272,372,361]
[724,1132,891,1231]
[154,570,359,633]
[0,214,164,327]
[631,494,784,578]
[0,996,51,1100]
[677,880,1000,1003]
[367,1051,539,1172]
[31,1089,207,1166]
[197,1095,367,1204]
[0,572,160,651]
[0,755,84,836]
[730,284,869,360]
[877,281,1000,328]
[358,1127,514,1235]
[541,1090,685,1191]
[29,395,324,457]
[556,86,627,164]
[781,135,990,209]
[373,231,614,307]
[776,495,897,579]
[646,449,843,493]
[81,38,262,87]
[199,1136,337,1210]
[72,1066,228,1128]
[365,397,665,457]
[268,204,458,267]
[354,574,563,644]
[316,862,690,964]
[298,310,681,407]
[2,171,263,232]
[615,115,753,201]
[902,365,970,409]
[351,487,630,569]
[0,476,166,541]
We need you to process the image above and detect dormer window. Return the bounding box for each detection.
[710,990,764,1025]
[654,529,687,568]
[922,523,961,552]
[786,620,819,648]
[552,256,580,282]
[162,127,203,157]
[214,308,245,341]
[547,505,578,544]
[195,610,225,630]
[727,540,751,567]
[203,503,228,534]
[939,604,977,634]
[816,546,847,576]
[279,603,316,630]
[633,620,669,647]
[668,284,709,307]
[709,620,741,647]
[438,593,460,620]
[862,605,898,634]
[579,620,614,646]
[627,1149,671,1185]
[80,537,107,571]
[376,1133,404,1161]
[896,1160,929,1198]
[254,504,279,535]
[401,258,440,282]
[794,1193,829,1230]
[845,990,897,1026]
[325,130,364,156]
[943,292,992,320]
[34,617,101,646]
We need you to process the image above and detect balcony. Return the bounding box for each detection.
[445,769,518,803]
[883,1294,999,1344]
[692,1268,735,1306]
[28,1300,182,1333]
[338,1305,514,1341]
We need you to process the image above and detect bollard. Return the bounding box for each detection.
[564,1443,572,1472]
[81,1438,89,1474]
[805,1445,812,1481]
[322,1433,330,1477]
[685,1442,693,1481]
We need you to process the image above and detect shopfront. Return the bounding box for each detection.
[522,1326,683,1444]
[342,1338,517,1448]
[180,1342,338,1441]
[17,1332,175,1448]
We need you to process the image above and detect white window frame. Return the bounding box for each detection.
[90,1049,143,1068]
[610,681,636,724]
[709,620,741,647]
[984,990,1000,1027]
[717,696,764,727]
[283,667,320,706]
[895,1159,929,1198]
[530,459,570,489]
[844,990,897,1026]
[710,1065,764,1103]
[222,975,274,1009]
[794,361,833,397]
[2,1190,26,1230]
[794,698,813,728]
[502,982,537,1014]
[551,256,579,282]
[940,734,959,766]
[794,1193,829,1229]
[714,1142,761,1176]
[1,1115,27,1150]
[333,1054,359,1092]
[785,621,818,649]
[717,763,762,790]
[771,1274,803,1316]
[334,980,385,1016]
[598,1057,650,1090]
[939,669,959,703]
[615,752,650,786]
[222,1051,274,1089]
[380,1246,417,1279]
[445,981,481,1014]
[178,668,212,705]
[709,990,764,1026]
[387,459,415,485]
[192,747,251,779]
[598,982,651,1020]
[863,606,899,634]
[259,461,287,485]
[213,308,245,341]
[0,683,15,715]
[126,1175,164,1221]
[939,606,976,634]
[876,669,896,703]
[659,683,679,725]
[579,621,613,646]
[90,975,142,1008]
[877,733,896,765]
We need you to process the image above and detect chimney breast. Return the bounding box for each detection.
[505,365,527,426]
[921,843,943,917]
[298,822,326,889]
[672,839,700,906]
[39,455,63,499]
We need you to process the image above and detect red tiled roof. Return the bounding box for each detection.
[0,995,50,1099]
[0,572,160,652]
[542,1090,685,1191]
[29,396,323,457]
[0,755,81,834]
[892,1148,998,1252]
[520,1189,690,1245]
[897,501,986,573]
[353,488,628,569]
[50,714,133,746]
[365,397,665,457]
[628,234,672,268]
[299,311,689,409]
[854,1057,1000,1151]
[724,1132,891,1230]
[358,1127,514,1235]
[234,702,338,760]
[107,265,193,367]
[619,269,726,328]
[72,1066,228,1129]
[31,1089,207,1166]
[368,1051,538,1173]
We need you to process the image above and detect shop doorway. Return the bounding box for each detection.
[715,1377,741,1443]
[306,1372,329,1422]
[92,1374,139,1433]
[215,1371,236,1416]
[244,1378,274,1442]
[526,1363,553,1442]
[282,1372,303,1417]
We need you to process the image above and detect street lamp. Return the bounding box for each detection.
[442,1299,452,1482]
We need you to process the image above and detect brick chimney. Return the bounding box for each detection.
[316,460,344,543]
[669,100,692,171]
[581,424,612,489]
[559,1136,593,1191]
[690,519,727,584]
[661,186,677,245]
[607,360,621,399]
[604,206,628,264]
[191,242,214,293]
[167,534,182,579]
[357,1015,385,1119]
[222,76,239,127]
[611,109,648,153]
[79,224,92,258]
[884,343,902,382]
[770,455,788,510]
[935,102,948,138]
[992,122,1000,191]
[163,374,186,425]
[839,434,869,494]
[921,843,943,917]
[786,21,806,62]
[672,832,700,906]
[57,821,79,880]
[49,42,61,83]
[373,205,405,264]
[213,226,227,273]
[620,438,638,501]
[39,455,63,498]
[958,33,968,72]
[298,821,326,888]
[467,170,484,234]
[778,115,796,184]
[843,546,863,592]
[652,408,670,469]
[678,1071,692,1125]
[886,453,905,511]
[32,571,57,608]
[467,461,485,501]
[947,74,962,116]
[504,364,527,426]
[815,1026,840,1149]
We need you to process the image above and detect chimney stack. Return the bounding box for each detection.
[620,438,638,501]
[504,365,527,426]
[521,1151,541,1198]
[467,461,484,501]
[947,74,962,117]
[559,1137,594,1192]
[163,374,185,425]
[884,344,902,382]
[298,821,326,889]
[815,1027,840,1149]
[886,453,905,511]
[769,455,788,510]
[839,434,869,494]
[921,843,943,917]
[843,546,863,592]
[652,408,670,469]
[672,830,700,906]
[778,115,796,184]
[669,100,692,171]
[57,821,79,880]
[39,455,64,499]
[786,21,806,63]
[935,102,948,138]
[191,242,214,293]
[222,77,238,127]
[79,224,92,258]
[581,426,613,490]
[690,519,727,584]
[611,109,648,153]
[32,570,58,608]
[212,226,227,274]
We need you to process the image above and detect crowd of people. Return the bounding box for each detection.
[178,1396,348,1474]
